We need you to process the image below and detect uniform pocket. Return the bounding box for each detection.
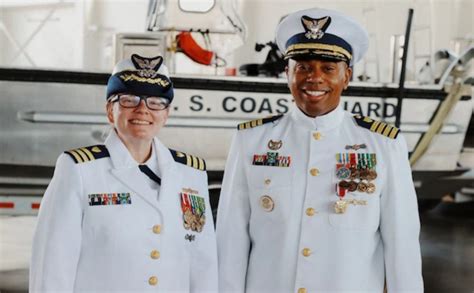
[247,166,293,224]
[328,193,380,231]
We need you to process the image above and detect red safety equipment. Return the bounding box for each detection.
[177,32,214,65]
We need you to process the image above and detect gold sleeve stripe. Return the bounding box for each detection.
[389,127,399,139]
[192,156,199,169]
[186,154,192,167]
[75,149,89,162]
[68,150,83,163]
[370,121,380,132]
[376,123,387,134]
[80,147,95,161]
[354,115,399,140]
[198,157,205,171]
[238,115,283,130]
[383,125,393,137]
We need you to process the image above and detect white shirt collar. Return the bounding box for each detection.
[104,129,139,168]
[104,129,173,176]
[144,140,160,177]
[290,103,345,131]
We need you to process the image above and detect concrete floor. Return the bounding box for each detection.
[421,203,474,293]
[1,205,473,293]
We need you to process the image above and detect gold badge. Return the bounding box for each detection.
[91,146,101,153]
[267,139,282,150]
[345,144,367,151]
[260,195,274,212]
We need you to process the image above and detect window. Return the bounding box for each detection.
[178,0,215,13]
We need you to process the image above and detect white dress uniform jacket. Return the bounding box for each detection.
[217,105,423,293]
[30,130,218,292]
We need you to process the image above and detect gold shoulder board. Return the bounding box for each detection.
[64,145,110,164]
[353,115,400,139]
[237,114,284,131]
[170,149,206,171]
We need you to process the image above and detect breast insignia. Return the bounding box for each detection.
[237,114,284,131]
[64,145,110,164]
[353,115,400,139]
[170,149,206,171]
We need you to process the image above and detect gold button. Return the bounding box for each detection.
[148,276,158,286]
[260,195,275,212]
[264,179,271,185]
[313,132,322,140]
[150,250,160,259]
[309,168,319,176]
[306,207,316,216]
[152,225,161,234]
[302,248,311,257]
[298,288,307,293]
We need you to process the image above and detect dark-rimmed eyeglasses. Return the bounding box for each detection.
[109,94,170,111]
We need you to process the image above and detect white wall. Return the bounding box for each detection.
[0,2,82,68]
[0,0,149,70]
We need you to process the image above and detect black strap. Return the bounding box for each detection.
[138,165,161,185]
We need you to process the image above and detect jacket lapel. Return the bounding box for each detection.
[154,138,182,207]
[105,131,160,210]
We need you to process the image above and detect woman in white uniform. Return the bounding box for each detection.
[29,54,218,292]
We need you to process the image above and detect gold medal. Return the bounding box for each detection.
[357,181,368,192]
[367,182,376,193]
[260,195,275,212]
[348,181,358,192]
[334,199,348,214]
[338,180,350,189]
[367,169,377,180]
[183,210,193,229]
[359,168,369,180]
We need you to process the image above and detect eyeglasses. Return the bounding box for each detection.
[109,94,170,111]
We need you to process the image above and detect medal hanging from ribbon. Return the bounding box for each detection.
[333,152,377,214]
[180,191,206,233]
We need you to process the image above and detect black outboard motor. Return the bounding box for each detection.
[239,41,286,77]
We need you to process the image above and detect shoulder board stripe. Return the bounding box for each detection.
[376,122,387,135]
[354,115,399,139]
[170,149,206,171]
[75,149,89,162]
[388,127,399,139]
[382,125,392,137]
[65,145,110,164]
[67,150,83,163]
[237,114,283,130]
[80,147,95,161]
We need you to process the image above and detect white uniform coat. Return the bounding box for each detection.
[30,130,218,292]
[217,105,423,293]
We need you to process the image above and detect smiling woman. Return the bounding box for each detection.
[29,54,218,292]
